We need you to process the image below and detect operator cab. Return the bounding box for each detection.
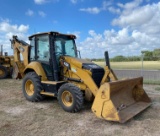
[29,31,77,81]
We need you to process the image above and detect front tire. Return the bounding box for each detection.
[58,83,84,113]
[0,65,8,79]
[22,72,44,102]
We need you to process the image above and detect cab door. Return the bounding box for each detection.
[30,35,54,81]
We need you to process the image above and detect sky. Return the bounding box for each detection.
[0,0,160,58]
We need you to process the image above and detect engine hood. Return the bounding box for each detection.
[63,56,93,68]
[62,56,104,87]
[62,56,103,70]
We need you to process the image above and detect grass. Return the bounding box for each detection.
[95,61,160,70]
[155,87,160,91]
[94,61,160,85]
[144,80,160,85]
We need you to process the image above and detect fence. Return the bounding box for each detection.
[113,69,160,85]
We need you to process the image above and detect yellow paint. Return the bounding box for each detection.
[61,90,73,107]
[13,41,29,67]
[92,77,151,123]
[40,91,55,96]
[0,69,5,76]
[10,34,151,123]
[61,56,98,96]
[41,81,65,85]
[0,54,14,78]
[25,79,34,96]
[24,62,47,81]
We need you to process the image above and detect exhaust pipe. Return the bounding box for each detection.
[104,51,110,69]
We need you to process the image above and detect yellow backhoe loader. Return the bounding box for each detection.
[0,45,14,79]
[10,32,151,123]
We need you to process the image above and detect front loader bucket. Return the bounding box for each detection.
[92,77,151,123]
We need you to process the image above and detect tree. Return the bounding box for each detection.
[141,51,153,61]
[153,49,160,60]
[110,55,127,62]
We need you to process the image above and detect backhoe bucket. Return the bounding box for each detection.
[92,77,151,123]
[12,62,24,79]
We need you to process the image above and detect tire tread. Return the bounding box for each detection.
[58,83,84,113]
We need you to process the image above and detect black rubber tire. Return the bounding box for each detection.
[22,72,44,102]
[58,83,84,113]
[10,67,13,78]
[0,65,8,79]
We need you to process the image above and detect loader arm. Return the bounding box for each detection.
[10,36,30,79]
[69,66,118,96]
[100,66,118,84]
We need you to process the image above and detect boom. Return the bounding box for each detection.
[10,36,30,79]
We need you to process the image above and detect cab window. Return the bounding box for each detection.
[37,35,50,61]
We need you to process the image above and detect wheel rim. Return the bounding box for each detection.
[0,69,5,77]
[25,80,34,96]
[61,91,73,107]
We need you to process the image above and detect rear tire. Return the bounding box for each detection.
[22,72,44,102]
[0,65,8,79]
[58,83,84,113]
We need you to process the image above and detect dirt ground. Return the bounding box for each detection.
[0,79,160,136]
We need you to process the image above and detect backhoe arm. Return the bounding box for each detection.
[10,36,30,79]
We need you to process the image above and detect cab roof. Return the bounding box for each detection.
[28,31,76,39]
